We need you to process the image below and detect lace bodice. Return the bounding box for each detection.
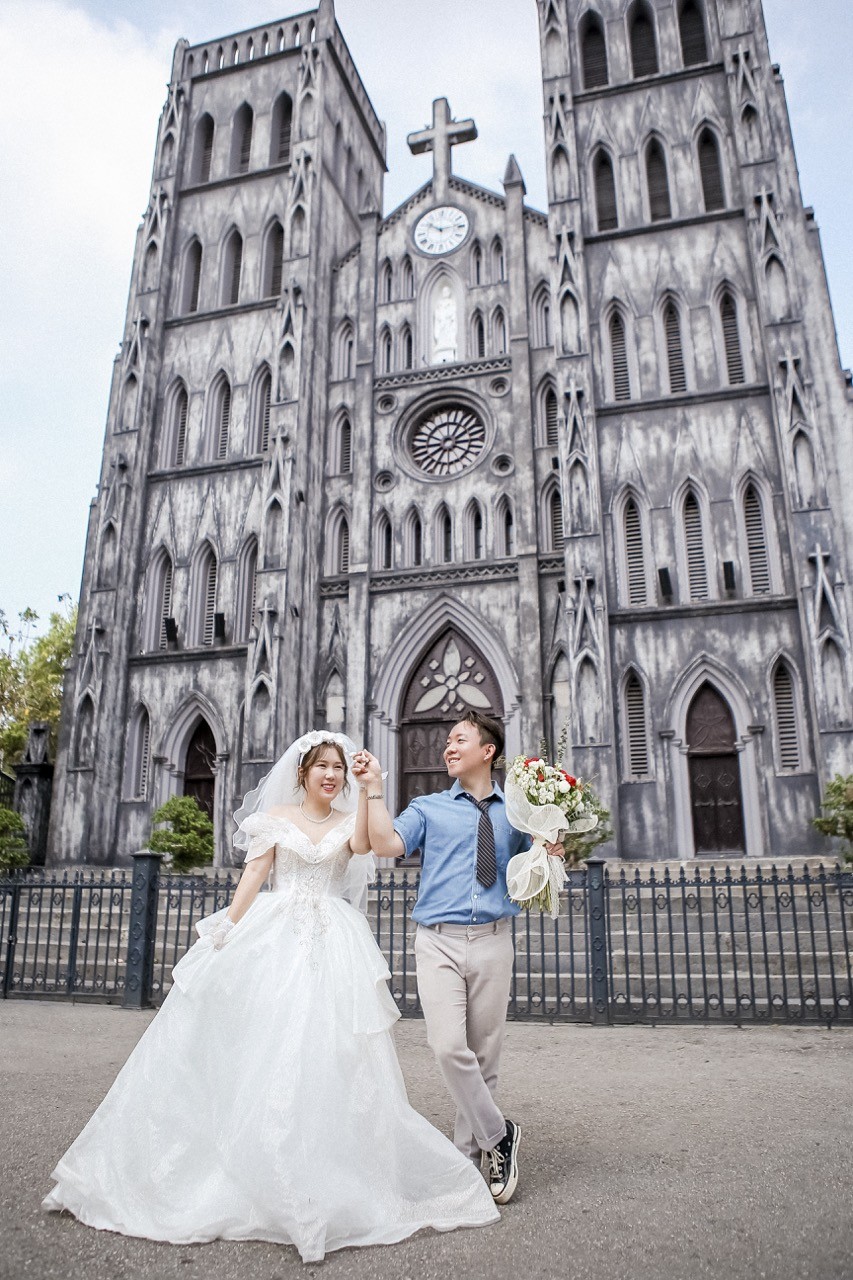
[239,811,357,896]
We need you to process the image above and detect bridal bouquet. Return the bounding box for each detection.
[504,752,601,918]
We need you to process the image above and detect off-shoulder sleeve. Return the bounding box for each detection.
[237,812,283,863]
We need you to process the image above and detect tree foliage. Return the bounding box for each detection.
[813,774,853,863]
[0,806,29,872]
[0,599,77,769]
[148,795,215,872]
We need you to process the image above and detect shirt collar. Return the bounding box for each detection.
[450,779,504,801]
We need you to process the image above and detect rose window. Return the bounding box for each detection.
[408,406,486,477]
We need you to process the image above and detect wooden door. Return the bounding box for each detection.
[183,720,216,819]
[686,684,745,854]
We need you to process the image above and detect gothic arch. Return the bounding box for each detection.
[369,594,523,813]
[733,470,780,596]
[662,656,763,858]
[613,484,653,606]
[712,279,749,385]
[123,702,152,799]
[656,291,690,394]
[620,665,652,779]
[162,377,189,467]
[419,263,465,366]
[673,475,715,601]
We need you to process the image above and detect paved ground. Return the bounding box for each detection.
[1,1002,851,1280]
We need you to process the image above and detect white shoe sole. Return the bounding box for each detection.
[491,1124,521,1205]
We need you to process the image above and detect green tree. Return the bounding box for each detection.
[0,599,77,769]
[0,806,29,873]
[148,795,215,873]
[813,774,853,864]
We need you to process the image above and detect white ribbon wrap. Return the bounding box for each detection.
[504,775,599,918]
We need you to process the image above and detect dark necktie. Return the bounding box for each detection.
[463,793,498,889]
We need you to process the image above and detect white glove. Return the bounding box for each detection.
[211,916,236,950]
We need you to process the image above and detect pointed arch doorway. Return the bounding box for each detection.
[183,719,217,819]
[686,683,745,854]
[399,629,504,812]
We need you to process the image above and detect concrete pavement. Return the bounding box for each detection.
[1,1001,851,1280]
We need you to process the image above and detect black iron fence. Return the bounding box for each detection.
[1,856,850,1025]
[0,772,15,809]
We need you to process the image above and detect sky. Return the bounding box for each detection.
[1,0,851,639]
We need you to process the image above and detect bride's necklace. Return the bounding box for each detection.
[299,800,335,825]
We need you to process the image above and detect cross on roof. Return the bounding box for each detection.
[407,97,477,200]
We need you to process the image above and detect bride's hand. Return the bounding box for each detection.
[352,750,383,790]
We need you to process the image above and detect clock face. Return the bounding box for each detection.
[413,205,470,256]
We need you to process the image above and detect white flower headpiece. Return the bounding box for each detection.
[296,730,353,761]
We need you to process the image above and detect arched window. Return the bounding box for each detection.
[679,0,708,66]
[560,290,581,354]
[98,522,117,588]
[337,516,350,574]
[663,299,687,392]
[125,707,151,799]
[334,320,355,380]
[497,497,515,557]
[221,229,243,306]
[270,92,293,165]
[194,543,218,646]
[593,149,618,230]
[401,324,414,369]
[765,255,791,322]
[436,506,452,563]
[548,486,565,552]
[683,490,709,599]
[290,205,306,256]
[74,696,95,769]
[568,460,591,533]
[405,509,423,567]
[646,139,671,221]
[120,375,138,432]
[533,284,552,347]
[467,501,484,560]
[743,482,770,594]
[380,327,392,373]
[236,538,258,640]
[471,242,483,285]
[581,12,608,88]
[210,375,232,460]
[142,241,159,291]
[230,103,253,174]
[375,512,392,569]
[609,310,631,400]
[338,413,352,473]
[698,127,725,211]
[400,255,414,298]
[379,259,393,303]
[493,308,507,355]
[264,500,283,568]
[472,311,486,359]
[181,239,203,315]
[624,670,650,777]
[822,639,848,727]
[792,430,818,508]
[253,367,272,452]
[167,383,189,466]
[146,550,173,651]
[719,290,745,384]
[623,496,647,605]
[192,113,214,183]
[491,238,505,281]
[629,1,659,77]
[543,384,559,446]
[772,660,801,770]
[552,146,571,202]
[262,220,284,297]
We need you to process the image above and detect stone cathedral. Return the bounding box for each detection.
[47,0,853,867]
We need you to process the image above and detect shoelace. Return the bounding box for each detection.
[488,1147,506,1182]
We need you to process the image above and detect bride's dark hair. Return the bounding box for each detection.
[296,741,350,797]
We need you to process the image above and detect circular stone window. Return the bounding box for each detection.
[408,405,486,478]
[491,453,514,476]
[489,377,510,397]
[377,394,397,414]
[374,470,395,492]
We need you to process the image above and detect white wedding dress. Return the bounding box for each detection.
[43,811,499,1261]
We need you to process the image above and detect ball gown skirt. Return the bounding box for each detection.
[42,814,499,1262]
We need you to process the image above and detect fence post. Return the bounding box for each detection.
[2,881,21,999]
[586,855,611,1024]
[123,851,162,1009]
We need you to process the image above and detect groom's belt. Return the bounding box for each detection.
[419,918,511,936]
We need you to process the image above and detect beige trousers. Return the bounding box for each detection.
[414,919,515,1160]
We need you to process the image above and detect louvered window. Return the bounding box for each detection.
[494,311,507,354]
[472,507,484,560]
[625,672,650,776]
[624,499,647,604]
[158,560,173,651]
[442,512,452,562]
[720,292,745,384]
[216,382,231,459]
[472,244,482,285]
[174,389,188,465]
[235,110,253,173]
[594,151,618,230]
[664,302,687,393]
[502,503,515,556]
[582,20,608,88]
[380,517,392,569]
[402,327,413,369]
[134,714,151,798]
[773,663,800,770]
[258,373,271,452]
[630,6,659,77]
[698,129,725,211]
[338,520,350,574]
[224,234,242,306]
[545,388,559,445]
[679,1,708,65]
[202,554,217,645]
[610,311,631,401]
[273,95,293,165]
[646,141,671,221]
[339,417,352,473]
[241,541,258,639]
[196,116,214,183]
[474,314,485,358]
[550,489,565,551]
[683,491,709,599]
[185,242,202,314]
[266,222,284,297]
[743,484,770,594]
[381,330,392,373]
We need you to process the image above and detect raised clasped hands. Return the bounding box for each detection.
[351,749,383,792]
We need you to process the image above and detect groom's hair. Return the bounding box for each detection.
[457,711,504,769]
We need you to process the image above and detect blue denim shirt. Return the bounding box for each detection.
[393,780,529,926]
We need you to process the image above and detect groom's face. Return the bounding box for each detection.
[444,722,494,778]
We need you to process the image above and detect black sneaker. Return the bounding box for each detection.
[487,1119,521,1204]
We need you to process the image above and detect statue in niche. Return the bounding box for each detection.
[432,282,457,364]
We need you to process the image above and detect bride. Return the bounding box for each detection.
[43,731,499,1262]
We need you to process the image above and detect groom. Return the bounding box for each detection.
[354,710,561,1206]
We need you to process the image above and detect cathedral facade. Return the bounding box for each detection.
[47,0,853,866]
